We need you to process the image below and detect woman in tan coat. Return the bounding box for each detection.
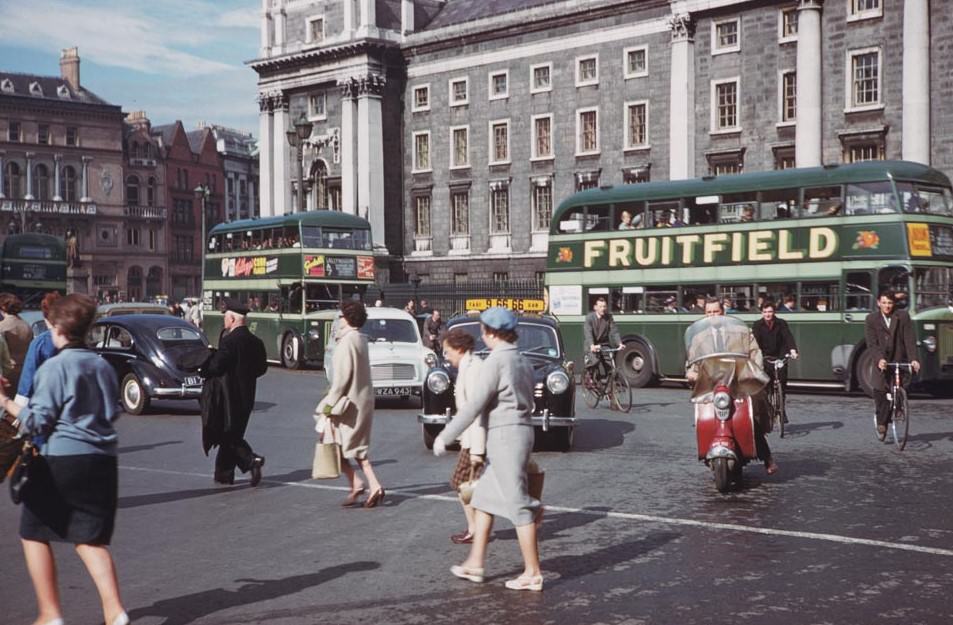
[0,293,33,392]
[319,300,385,508]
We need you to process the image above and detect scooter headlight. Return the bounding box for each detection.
[713,391,732,411]
[546,370,570,394]
[427,370,450,394]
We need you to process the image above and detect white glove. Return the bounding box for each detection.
[433,437,447,457]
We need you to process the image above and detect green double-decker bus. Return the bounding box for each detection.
[546,161,953,395]
[0,233,68,306]
[203,211,376,368]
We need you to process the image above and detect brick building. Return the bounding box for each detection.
[151,121,225,300]
[253,0,950,284]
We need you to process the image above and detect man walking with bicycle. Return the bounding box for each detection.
[583,297,621,386]
[864,290,920,440]
[752,301,798,424]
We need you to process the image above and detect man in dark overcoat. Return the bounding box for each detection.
[201,299,269,485]
[752,301,799,422]
[864,290,920,439]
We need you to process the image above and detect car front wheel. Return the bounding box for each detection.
[121,373,150,415]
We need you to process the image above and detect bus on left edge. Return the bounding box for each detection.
[0,233,68,308]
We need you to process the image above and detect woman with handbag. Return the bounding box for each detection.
[319,299,385,508]
[1,294,129,625]
[442,328,486,545]
[433,307,543,592]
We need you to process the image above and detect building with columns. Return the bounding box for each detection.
[253,0,949,283]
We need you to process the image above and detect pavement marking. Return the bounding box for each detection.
[121,464,953,558]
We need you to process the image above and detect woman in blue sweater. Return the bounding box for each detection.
[2,294,129,625]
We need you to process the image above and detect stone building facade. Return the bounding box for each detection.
[254,0,949,284]
[201,123,260,222]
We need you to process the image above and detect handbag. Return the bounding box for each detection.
[458,463,480,505]
[9,439,36,505]
[312,421,342,480]
[0,419,23,483]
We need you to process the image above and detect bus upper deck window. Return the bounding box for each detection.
[845,182,895,215]
[802,186,843,218]
[584,205,612,232]
[648,202,681,228]
[302,226,322,247]
[558,211,586,233]
[759,189,799,220]
[898,183,953,217]
[616,202,645,230]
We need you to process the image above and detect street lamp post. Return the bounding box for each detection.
[286,114,314,213]
[194,184,210,307]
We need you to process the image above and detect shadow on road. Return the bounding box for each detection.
[494,507,611,543]
[541,530,681,587]
[777,420,844,439]
[253,401,278,412]
[127,561,380,625]
[117,440,183,454]
[571,418,635,452]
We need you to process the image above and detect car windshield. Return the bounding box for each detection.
[453,321,561,358]
[363,318,418,343]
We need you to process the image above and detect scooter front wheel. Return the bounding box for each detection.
[712,457,732,493]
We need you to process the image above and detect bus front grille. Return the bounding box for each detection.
[372,363,416,381]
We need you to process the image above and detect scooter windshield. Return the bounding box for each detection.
[684,316,768,401]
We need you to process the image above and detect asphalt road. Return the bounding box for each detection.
[3,367,953,625]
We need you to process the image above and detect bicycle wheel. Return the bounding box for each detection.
[776,385,786,439]
[891,387,909,451]
[610,370,633,413]
[582,373,601,409]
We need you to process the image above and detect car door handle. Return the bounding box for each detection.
[844,313,853,322]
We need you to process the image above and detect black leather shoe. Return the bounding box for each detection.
[214,471,234,485]
[249,457,265,487]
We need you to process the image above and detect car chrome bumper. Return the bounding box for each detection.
[152,386,202,399]
[417,410,574,430]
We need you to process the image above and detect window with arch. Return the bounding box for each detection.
[33,164,51,201]
[126,175,140,206]
[147,177,156,206]
[4,162,22,199]
[311,160,328,209]
[61,166,77,202]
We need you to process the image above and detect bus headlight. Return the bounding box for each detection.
[922,335,937,353]
[546,371,570,394]
[427,370,450,394]
[424,353,438,368]
[308,328,320,341]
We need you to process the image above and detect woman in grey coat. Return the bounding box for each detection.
[434,307,543,591]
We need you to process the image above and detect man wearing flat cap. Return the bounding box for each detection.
[200,298,269,485]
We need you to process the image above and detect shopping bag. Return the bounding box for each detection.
[458,464,480,505]
[311,422,341,480]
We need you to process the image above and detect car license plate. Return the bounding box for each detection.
[376,386,411,397]
[185,376,201,386]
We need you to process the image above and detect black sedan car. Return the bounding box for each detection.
[87,314,207,414]
[417,313,576,451]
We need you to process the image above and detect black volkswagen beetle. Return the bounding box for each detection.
[87,315,207,414]
[417,313,576,451]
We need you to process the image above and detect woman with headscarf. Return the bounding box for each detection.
[434,307,543,591]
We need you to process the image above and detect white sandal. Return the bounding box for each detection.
[505,574,543,591]
[450,564,485,583]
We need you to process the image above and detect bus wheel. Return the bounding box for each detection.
[855,349,878,397]
[618,340,654,388]
[282,333,304,370]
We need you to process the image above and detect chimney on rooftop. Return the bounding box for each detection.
[60,47,80,91]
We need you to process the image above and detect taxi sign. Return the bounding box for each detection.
[465,298,546,313]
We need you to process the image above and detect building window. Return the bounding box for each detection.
[149,229,157,251]
[3,162,21,198]
[624,101,649,149]
[624,46,648,79]
[532,183,552,232]
[8,121,20,142]
[450,126,469,169]
[712,18,741,54]
[33,164,50,200]
[576,55,599,87]
[708,154,745,176]
[126,175,140,206]
[451,190,469,235]
[623,166,651,184]
[308,93,326,120]
[37,124,49,145]
[454,273,468,285]
[65,126,78,146]
[575,171,600,191]
[775,152,796,170]
[779,7,798,42]
[307,16,325,44]
[845,143,884,163]
[530,63,552,93]
[412,84,430,112]
[780,71,797,123]
[711,78,740,132]
[488,70,508,100]
[493,272,509,282]
[413,131,431,172]
[532,114,553,160]
[147,177,156,206]
[414,195,431,237]
[61,165,77,202]
[449,77,469,106]
[490,186,510,233]
[848,48,881,109]
[848,0,882,21]
[576,108,599,155]
[127,227,141,247]
[489,120,510,165]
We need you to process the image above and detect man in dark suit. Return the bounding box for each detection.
[752,301,799,423]
[202,299,269,485]
[864,290,920,439]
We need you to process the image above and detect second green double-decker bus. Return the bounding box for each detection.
[546,161,953,396]
[203,211,376,368]
[0,233,68,306]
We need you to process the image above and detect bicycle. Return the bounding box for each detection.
[764,353,793,439]
[582,345,632,413]
[874,362,913,451]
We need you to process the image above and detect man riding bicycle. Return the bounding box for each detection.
[583,297,621,385]
[752,300,798,423]
[864,290,920,440]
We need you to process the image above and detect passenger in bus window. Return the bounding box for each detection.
[668,209,686,227]
[722,296,735,313]
[825,202,843,216]
[815,298,829,312]
[739,206,756,222]
[663,296,678,314]
[690,294,706,313]
[618,210,642,230]
[779,294,796,311]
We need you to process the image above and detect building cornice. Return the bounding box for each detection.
[0,95,122,119]
[247,39,400,75]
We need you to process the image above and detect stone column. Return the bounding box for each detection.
[258,94,274,217]
[338,78,359,214]
[359,0,376,29]
[273,0,286,54]
[53,154,62,201]
[24,152,35,200]
[343,0,356,35]
[795,0,823,168]
[271,92,292,215]
[401,0,415,36]
[668,13,695,180]
[81,156,92,202]
[902,0,930,164]
[0,150,5,200]
[260,0,272,57]
[357,75,386,249]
